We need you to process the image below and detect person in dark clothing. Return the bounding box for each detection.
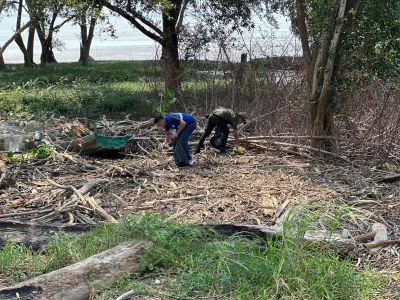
[154,113,197,166]
[195,107,246,154]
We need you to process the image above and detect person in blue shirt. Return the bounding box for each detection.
[154,113,197,166]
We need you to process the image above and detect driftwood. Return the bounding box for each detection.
[0,239,150,300]
[114,290,140,300]
[352,232,376,242]
[209,224,357,253]
[210,222,398,254]
[0,220,94,250]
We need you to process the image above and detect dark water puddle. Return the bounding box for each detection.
[0,120,41,152]
[0,134,28,152]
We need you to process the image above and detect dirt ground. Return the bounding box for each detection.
[1,146,400,297]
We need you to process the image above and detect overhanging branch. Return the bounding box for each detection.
[104,1,163,44]
[125,2,163,36]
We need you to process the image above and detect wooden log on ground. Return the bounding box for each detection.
[0,239,150,300]
[208,223,357,253]
[352,231,376,242]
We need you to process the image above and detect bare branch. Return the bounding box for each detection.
[53,15,75,32]
[176,0,189,32]
[125,2,163,36]
[104,1,163,44]
[0,20,33,56]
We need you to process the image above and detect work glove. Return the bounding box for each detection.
[234,146,245,154]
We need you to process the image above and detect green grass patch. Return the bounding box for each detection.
[0,60,242,120]
[0,213,383,299]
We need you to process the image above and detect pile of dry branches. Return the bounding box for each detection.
[0,117,399,275]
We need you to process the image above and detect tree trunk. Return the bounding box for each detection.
[79,17,96,66]
[295,0,349,151]
[15,0,34,67]
[0,20,34,69]
[27,24,36,65]
[162,2,182,94]
[78,20,88,64]
[311,0,347,151]
[37,12,58,65]
[0,54,5,69]
[40,39,57,64]
[15,35,33,67]
[0,240,150,300]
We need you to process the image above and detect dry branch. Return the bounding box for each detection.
[364,239,400,249]
[352,232,376,242]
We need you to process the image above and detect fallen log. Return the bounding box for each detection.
[240,135,343,141]
[115,289,139,300]
[352,232,376,242]
[209,223,357,253]
[0,239,150,300]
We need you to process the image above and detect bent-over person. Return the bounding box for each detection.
[195,107,245,154]
[154,113,197,166]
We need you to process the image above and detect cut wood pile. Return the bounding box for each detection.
[0,117,399,286]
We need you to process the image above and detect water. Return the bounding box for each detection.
[0,134,27,152]
[0,120,41,152]
[0,13,294,64]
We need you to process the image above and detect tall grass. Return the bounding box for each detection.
[0,213,382,299]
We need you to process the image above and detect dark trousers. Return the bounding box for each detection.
[196,114,229,153]
[178,122,196,160]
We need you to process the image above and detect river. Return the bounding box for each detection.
[0,11,294,63]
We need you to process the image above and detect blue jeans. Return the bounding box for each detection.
[179,122,196,160]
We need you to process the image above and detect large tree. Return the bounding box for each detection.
[272,0,400,150]
[103,0,266,95]
[103,0,188,94]
[26,0,74,64]
[67,0,107,65]
[0,0,35,68]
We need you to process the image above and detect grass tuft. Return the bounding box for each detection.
[0,213,383,299]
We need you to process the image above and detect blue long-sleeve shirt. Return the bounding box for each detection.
[164,113,196,131]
